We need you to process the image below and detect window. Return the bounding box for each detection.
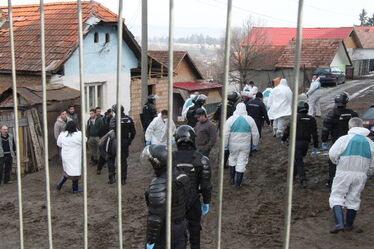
[94,32,99,43]
[105,33,110,43]
[148,84,155,95]
[84,83,103,112]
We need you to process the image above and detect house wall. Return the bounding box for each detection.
[330,43,351,73]
[344,36,358,49]
[174,59,199,82]
[55,23,138,114]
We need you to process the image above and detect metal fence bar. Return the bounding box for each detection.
[8,1,24,248]
[116,1,124,248]
[141,0,148,106]
[39,1,53,248]
[283,0,304,248]
[166,0,174,248]
[77,1,89,249]
[215,0,232,248]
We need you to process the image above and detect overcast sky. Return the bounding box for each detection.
[1,0,373,37]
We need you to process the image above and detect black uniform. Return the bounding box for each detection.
[186,104,203,128]
[145,169,190,249]
[174,149,212,249]
[142,102,157,132]
[282,113,318,184]
[97,114,114,174]
[246,97,270,137]
[321,107,358,185]
[108,113,136,183]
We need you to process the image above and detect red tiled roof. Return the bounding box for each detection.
[173,82,222,91]
[354,26,374,48]
[0,1,119,72]
[242,27,354,46]
[247,45,286,70]
[275,39,343,69]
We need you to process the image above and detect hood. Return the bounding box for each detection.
[273,77,281,87]
[279,79,289,87]
[348,127,370,137]
[233,102,247,115]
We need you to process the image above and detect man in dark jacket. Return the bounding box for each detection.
[246,92,270,139]
[86,109,103,166]
[66,105,79,128]
[109,104,136,185]
[0,125,16,185]
[194,108,217,157]
[174,125,212,249]
[141,95,158,133]
[282,101,319,188]
[321,92,358,187]
[96,109,114,175]
[186,94,207,128]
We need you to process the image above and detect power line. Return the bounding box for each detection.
[286,0,356,17]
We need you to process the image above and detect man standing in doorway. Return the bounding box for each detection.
[0,125,16,185]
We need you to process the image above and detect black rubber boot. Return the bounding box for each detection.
[72,180,83,193]
[345,209,357,232]
[57,176,67,190]
[229,166,235,185]
[108,174,116,184]
[330,205,344,234]
[235,172,244,189]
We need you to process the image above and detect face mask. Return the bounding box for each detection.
[163,118,168,122]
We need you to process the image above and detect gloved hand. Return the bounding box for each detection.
[281,140,286,145]
[172,139,176,145]
[145,141,151,146]
[201,203,209,215]
[367,175,373,180]
[312,147,320,154]
[251,145,257,151]
[146,243,155,249]
[224,146,229,151]
[322,142,328,150]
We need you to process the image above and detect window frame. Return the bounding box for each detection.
[84,82,104,112]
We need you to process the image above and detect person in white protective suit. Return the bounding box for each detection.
[267,78,292,138]
[224,102,260,189]
[181,91,199,119]
[262,86,273,111]
[145,110,176,146]
[328,117,374,234]
[306,75,322,117]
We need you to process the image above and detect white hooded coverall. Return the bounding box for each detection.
[224,103,260,173]
[267,79,292,137]
[181,95,196,119]
[145,114,176,145]
[262,88,272,110]
[57,131,85,176]
[329,127,374,210]
[306,78,321,117]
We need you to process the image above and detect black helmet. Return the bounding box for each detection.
[334,92,349,107]
[174,125,196,148]
[195,94,207,106]
[147,144,168,171]
[227,91,240,103]
[147,94,158,104]
[297,100,309,113]
[194,108,206,118]
[112,104,124,113]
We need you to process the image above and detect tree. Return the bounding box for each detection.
[367,13,374,26]
[359,9,369,26]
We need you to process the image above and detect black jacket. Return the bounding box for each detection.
[142,102,157,131]
[321,107,358,143]
[213,103,236,128]
[282,113,319,148]
[109,113,136,146]
[246,98,270,125]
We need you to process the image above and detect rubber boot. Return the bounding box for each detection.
[72,179,83,193]
[330,205,344,233]
[108,173,116,184]
[229,166,235,185]
[235,172,244,189]
[56,176,67,190]
[345,209,357,232]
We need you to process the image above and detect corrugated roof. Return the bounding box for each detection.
[0,1,120,72]
[173,82,222,91]
[242,27,354,46]
[354,26,374,48]
[275,39,342,69]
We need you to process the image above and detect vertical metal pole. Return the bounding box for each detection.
[77,1,88,249]
[166,0,174,248]
[8,1,24,249]
[283,0,304,248]
[116,1,124,248]
[40,1,53,248]
[215,1,232,248]
[141,0,148,106]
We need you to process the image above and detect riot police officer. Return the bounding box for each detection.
[174,125,212,249]
[141,95,158,132]
[321,92,358,187]
[144,144,190,249]
[108,104,136,185]
[281,101,319,188]
[186,94,207,128]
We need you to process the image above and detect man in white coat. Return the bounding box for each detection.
[268,78,292,138]
[224,103,260,189]
[306,75,322,117]
[328,117,374,233]
[145,110,176,146]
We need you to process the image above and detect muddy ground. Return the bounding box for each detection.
[0,79,374,249]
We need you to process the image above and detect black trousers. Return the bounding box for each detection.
[294,140,309,183]
[107,152,129,180]
[186,199,202,249]
[154,220,187,249]
[97,156,106,172]
[254,119,264,138]
[0,154,12,184]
